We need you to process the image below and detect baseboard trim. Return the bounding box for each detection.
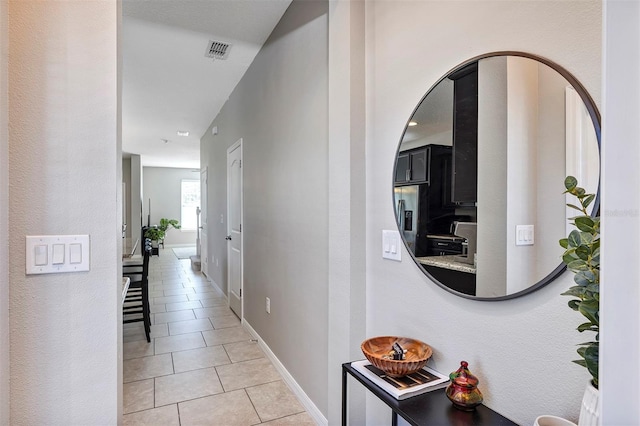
[242,320,328,426]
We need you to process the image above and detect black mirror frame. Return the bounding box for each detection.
[392,51,601,301]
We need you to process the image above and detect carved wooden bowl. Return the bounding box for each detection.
[361,336,433,377]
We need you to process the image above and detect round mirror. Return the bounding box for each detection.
[393,52,600,300]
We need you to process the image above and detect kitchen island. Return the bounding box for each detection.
[416,255,476,296]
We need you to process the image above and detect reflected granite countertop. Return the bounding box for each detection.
[416,255,476,274]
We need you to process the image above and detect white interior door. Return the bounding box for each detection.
[227,140,243,318]
[200,168,208,277]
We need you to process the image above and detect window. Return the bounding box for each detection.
[181,180,200,230]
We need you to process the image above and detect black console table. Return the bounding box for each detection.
[342,362,518,426]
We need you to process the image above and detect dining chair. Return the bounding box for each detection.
[122,237,152,342]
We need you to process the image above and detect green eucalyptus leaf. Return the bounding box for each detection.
[579,232,594,245]
[575,216,595,232]
[573,273,592,287]
[573,359,587,368]
[582,194,595,209]
[565,176,578,190]
[584,345,599,384]
[567,230,582,247]
[568,300,580,311]
[575,246,590,261]
[577,322,597,332]
[579,299,599,324]
[567,259,589,271]
[562,287,586,298]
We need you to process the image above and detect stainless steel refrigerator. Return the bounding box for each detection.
[394,185,420,255]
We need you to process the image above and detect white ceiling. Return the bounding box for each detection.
[122,0,292,169]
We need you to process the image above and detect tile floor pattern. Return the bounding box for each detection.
[123,249,315,425]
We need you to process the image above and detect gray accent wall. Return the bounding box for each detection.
[201,0,330,415]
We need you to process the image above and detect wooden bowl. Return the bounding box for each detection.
[361,336,433,377]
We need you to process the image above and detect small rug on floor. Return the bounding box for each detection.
[172,246,197,259]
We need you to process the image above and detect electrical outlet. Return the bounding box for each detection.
[266,297,271,314]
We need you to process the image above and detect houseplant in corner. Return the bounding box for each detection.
[559,176,599,425]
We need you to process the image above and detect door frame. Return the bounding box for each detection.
[200,167,208,277]
[226,138,243,318]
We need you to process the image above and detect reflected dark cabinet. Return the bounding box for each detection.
[395,147,428,184]
[450,62,478,203]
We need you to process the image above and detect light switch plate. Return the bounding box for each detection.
[515,225,534,246]
[26,235,90,275]
[382,230,402,261]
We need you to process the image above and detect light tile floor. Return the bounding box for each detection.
[123,249,315,425]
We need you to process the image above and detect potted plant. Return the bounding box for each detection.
[145,218,181,254]
[559,176,599,424]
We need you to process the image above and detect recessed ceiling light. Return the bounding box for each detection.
[177,130,190,137]
[408,121,418,127]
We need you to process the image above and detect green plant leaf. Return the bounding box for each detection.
[567,230,582,247]
[582,194,595,209]
[579,299,599,325]
[559,238,569,249]
[583,344,599,385]
[577,322,597,332]
[568,300,581,311]
[575,245,590,261]
[575,216,595,232]
[564,176,578,191]
[567,259,589,271]
[572,359,587,368]
[562,287,586,298]
[579,232,594,245]
[566,203,584,212]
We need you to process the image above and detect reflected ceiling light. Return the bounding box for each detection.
[408,121,418,127]
[177,130,190,137]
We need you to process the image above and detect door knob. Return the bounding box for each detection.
[225,236,232,240]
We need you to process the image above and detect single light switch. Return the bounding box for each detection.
[34,245,48,266]
[69,243,82,264]
[52,244,65,265]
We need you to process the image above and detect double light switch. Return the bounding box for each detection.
[26,235,90,275]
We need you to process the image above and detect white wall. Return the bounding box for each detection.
[0,0,8,422]
[600,0,640,422]
[201,0,332,417]
[365,1,600,424]
[143,166,198,247]
[8,1,121,423]
[477,57,508,296]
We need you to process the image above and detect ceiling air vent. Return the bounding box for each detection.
[205,40,231,60]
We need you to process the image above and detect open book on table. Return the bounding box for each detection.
[351,359,450,400]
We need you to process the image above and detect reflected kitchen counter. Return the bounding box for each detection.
[416,255,476,274]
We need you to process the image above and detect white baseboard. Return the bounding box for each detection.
[242,320,328,426]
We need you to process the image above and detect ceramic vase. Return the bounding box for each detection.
[578,381,599,426]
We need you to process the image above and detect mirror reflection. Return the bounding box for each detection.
[394,53,600,299]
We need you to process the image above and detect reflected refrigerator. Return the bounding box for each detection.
[394,185,420,255]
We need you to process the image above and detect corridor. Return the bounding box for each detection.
[122,249,314,425]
